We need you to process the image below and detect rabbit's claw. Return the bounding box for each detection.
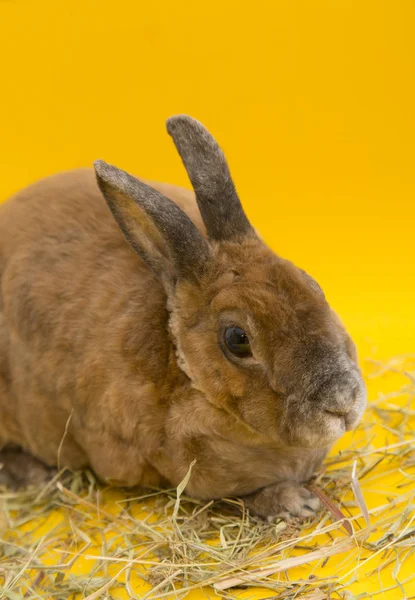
[243,481,320,520]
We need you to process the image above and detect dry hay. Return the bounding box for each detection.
[0,355,414,600]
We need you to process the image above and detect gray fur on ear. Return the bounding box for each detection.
[94,160,211,283]
[166,115,255,242]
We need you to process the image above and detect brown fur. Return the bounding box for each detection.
[0,116,366,518]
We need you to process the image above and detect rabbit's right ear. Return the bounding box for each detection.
[167,115,255,242]
[94,161,211,287]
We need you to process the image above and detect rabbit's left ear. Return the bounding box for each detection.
[167,115,255,242]
[94,160,212,287]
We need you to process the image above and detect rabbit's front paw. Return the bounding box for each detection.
[243,481,320,520]
[0,447,56,490]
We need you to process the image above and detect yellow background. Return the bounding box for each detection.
[1,0,414,358]
[0,1,414,598]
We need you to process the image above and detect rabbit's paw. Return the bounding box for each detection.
[0,447,56,490]
[243,481,320,520]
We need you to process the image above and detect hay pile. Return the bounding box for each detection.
[0,356,414,600]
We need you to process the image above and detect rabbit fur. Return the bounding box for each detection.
[0,116,366,517]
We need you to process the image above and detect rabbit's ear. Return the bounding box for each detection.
[94,160,211,286]
[166,115,255,242]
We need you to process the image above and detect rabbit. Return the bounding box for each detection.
[0,116,366,518]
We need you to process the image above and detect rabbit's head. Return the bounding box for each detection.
[94,116,366,449]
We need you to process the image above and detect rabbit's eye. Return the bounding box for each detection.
[224,326,252,358]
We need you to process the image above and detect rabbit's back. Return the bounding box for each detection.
[0,169,199,473]
[0,169,203,256]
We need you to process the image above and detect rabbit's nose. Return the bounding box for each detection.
[331,383,357,407]
[323,374,364,425]
[319,372,361,413]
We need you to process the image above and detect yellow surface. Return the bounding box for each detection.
[0,1,414,598]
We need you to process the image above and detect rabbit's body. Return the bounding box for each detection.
[0,117,366,517]
[0,170,185,480]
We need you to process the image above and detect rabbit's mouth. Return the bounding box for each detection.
[282,391,366,449]
[324,410,347,438]
[325,408,356,432]
[318,399,366,444]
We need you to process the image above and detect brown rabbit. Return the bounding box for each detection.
[0,116,366,518]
